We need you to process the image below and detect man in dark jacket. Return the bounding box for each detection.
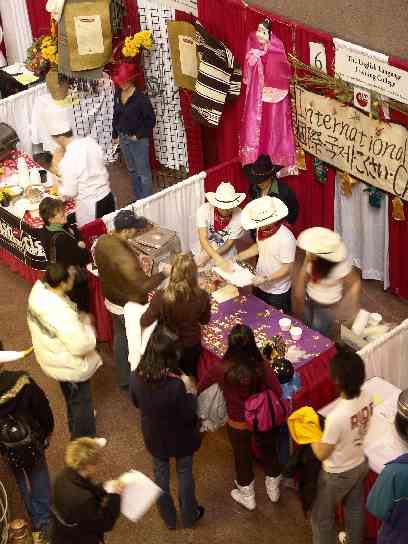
[243,154,299,225]
[0,354,54,544]
[94,209,166,392]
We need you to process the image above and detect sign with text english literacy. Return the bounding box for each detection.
[294,85,408,200]
[335,46,408,104]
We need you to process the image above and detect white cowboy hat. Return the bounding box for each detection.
[241,196,288,230]
[46,0,66,22]
[43,101,72,136]
[206,182,246,210]
[297,227,347,262]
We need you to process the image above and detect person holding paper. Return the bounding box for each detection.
[195,182,246,271]
[235,196,296,313]
[131,325,204,529]
[50,437,122,544]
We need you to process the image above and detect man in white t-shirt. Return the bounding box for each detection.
[311,348,373,544]
[196,182,246,271]
[235,196,296,313]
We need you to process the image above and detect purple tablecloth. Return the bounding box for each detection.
[202,293,334,371]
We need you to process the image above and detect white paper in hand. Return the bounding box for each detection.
[120,471,162,522]
[213,263,254,288]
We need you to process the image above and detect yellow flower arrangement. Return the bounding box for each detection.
[40,34,58,65]
[122,30,153,58]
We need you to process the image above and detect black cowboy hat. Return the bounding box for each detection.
[242,154,282,184]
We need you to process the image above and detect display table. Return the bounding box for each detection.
[0,150,75,272]
[0,82,47,153]
[199,293,337,411]
[320,377,405,539]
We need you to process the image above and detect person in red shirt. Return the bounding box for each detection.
[197,324,283,510]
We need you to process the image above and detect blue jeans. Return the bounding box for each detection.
[59,380,96,438]
[11,454,51,531]
[153,456,198,528]
[303,297,335,338]
[119,134,153,200]
[111,314,130,390]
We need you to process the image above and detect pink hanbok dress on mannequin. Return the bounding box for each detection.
[239,31,296,167]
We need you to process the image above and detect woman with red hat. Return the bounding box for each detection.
[112,63,156,201]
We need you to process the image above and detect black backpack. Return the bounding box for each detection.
[0,413,44,470]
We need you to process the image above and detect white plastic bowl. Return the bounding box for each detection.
[279,318,292,332]
[290,326,302,341]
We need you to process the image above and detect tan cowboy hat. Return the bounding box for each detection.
[297,227,347,262]
[206,182,246,210]
[241,196,288,230]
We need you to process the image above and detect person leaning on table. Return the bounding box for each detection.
[311,347,373,544]
[367,389,408,544]
[233,196,296,314]
[43,103,115,227]
[94,209,167,392]
[195,182,245,272]
[294,227,361,339]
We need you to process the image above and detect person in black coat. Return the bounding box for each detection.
[39,197,91,312]
[50,438,121,544]
[131,325,204,530]
[243,154,300,226]
[0,355,54,544]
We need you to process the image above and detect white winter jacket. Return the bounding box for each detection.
[27,281,102,382]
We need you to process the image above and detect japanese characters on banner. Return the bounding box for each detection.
[294,85,408,201]
[334,38,408,105]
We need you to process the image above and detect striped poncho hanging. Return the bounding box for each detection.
[191,21,241,127]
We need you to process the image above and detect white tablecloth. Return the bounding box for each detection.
[0,82,48,153]
[320,377,406,474]
[358,319,408,389]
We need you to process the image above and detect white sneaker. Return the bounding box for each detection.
[231,480,256,510]
[338,532,347,543]
[265,475,282,503]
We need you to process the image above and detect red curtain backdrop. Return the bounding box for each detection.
[26,0,50,37]
[204,158,249,203]
[198,0,247,165]
[386,55,408,298]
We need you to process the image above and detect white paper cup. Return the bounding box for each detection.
[279,318,292,332]
[290,326,302,341]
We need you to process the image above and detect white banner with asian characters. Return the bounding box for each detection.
[294,85,408,200]
[334,38,408,105]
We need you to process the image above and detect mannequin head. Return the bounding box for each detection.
[256,18,271,45]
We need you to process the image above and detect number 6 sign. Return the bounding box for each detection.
[309,42,327,73]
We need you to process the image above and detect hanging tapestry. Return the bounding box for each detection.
[191,20,242,128]
[138,0,189,171]
[71,72,115,154]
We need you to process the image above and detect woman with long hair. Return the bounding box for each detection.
[197,324,283,511]
[294,227,361,339]
[140,253,211,376]
[130,325,204,530]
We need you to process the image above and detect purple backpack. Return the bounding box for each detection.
[245,388,289,432]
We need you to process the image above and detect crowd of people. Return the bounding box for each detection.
[0,62,404,544]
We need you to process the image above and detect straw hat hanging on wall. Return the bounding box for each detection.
[167,21,198,91]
